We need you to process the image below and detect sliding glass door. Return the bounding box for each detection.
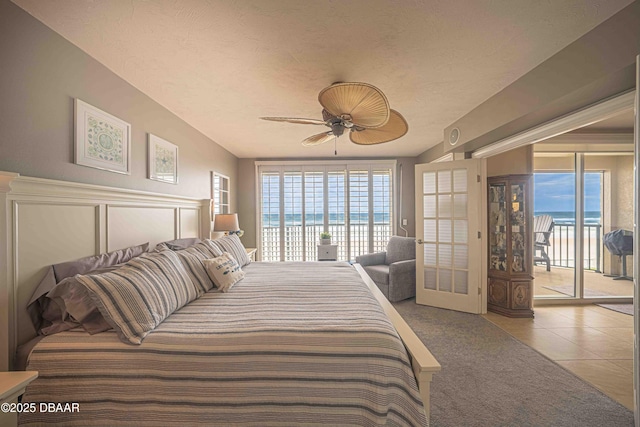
[533,155,576,298]
[533,152,633,301]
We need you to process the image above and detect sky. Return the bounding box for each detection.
[534,172,601,213]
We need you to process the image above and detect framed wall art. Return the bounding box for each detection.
[148,134,179,184]
[74,99,131,174]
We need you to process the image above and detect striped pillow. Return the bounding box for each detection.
[209,234,251,267]
[174,241,224,294]
[76,250,199,344]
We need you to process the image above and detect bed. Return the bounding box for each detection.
[0,172,440,426]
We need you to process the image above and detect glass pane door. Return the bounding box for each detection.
[533,156,577,298]
[416,159,482,314]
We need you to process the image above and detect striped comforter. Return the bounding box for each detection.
[20,262,426,426]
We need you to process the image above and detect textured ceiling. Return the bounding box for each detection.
[13,0,633,159]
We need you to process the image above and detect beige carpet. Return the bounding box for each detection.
[393,300,633,427]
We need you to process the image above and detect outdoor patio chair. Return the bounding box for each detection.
[533,215,554,271]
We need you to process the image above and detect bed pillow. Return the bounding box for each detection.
[27,242,149,333]
[208,234,251,267]
[42,263,126,335]
[154,237,202,252]
[46,274,116,335]
[173,241,224,294]
[76,250,199,344]
[53,242,150,280]
[203,252,245,292]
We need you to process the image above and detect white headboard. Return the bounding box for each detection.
[0,172,211,370]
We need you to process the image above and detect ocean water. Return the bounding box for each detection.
[535,211,601,224]
[263,213,390,226]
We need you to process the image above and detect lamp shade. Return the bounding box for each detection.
[213,213,240,231]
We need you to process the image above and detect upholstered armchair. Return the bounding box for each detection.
[356,236,416,302]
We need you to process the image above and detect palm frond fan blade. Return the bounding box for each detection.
[349,110,408,145]
[260,117,326,125]
[318,83,390,129]
[302,132,334,146]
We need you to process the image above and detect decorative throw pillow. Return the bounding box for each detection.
[208,234,251,267]
[174,241,224,294]
[203,252,245,292]
[76,250,199,344]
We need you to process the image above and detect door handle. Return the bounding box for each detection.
[417,239,424,245]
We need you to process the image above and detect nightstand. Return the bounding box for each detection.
[0,371,38,427]
[317,244,338,261]
[245,247,257,262]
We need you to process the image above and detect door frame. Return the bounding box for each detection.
[633,55,639,427]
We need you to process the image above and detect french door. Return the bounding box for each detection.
[415,159,486,313]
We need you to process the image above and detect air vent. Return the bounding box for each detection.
[449,127,460,146]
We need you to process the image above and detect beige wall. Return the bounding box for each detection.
[0,0,237,203]
[417,2,639,161]
[238,157,417,250]
[487,145,533,177]
[238,158,257,248]
[611,156,634,232]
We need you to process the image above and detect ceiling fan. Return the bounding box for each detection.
[260,82,408,149]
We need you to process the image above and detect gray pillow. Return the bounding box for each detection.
[154,238,202,252]
[46,265,124,335]
[27,242,149,333]
[53,242,149,280]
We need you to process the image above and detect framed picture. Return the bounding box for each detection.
[148,134,179,184]
[74,99,131,174]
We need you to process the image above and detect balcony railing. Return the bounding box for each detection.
[546,223,601,271]
[261,224,391,262]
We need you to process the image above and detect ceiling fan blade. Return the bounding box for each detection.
[349,110,408,145]
[302,132,335,146]
[318,82,390,129]
[260,117,327,125]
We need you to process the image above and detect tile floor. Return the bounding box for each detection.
[533,265,633,298]
[483,305,634,410]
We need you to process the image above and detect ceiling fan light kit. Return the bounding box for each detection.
[260,82,408,149]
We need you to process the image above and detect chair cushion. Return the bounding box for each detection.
[364,265,390,286]
[385,236,416,264]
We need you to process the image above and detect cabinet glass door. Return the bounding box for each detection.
[510,183,527,274]
[489,184,507,272]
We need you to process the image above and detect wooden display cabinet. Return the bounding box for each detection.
[487,175,534,318]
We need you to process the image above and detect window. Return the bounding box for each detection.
[212,172,230,214]
[257,161,395,262]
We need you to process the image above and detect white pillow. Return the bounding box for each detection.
[203,252,245,292]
